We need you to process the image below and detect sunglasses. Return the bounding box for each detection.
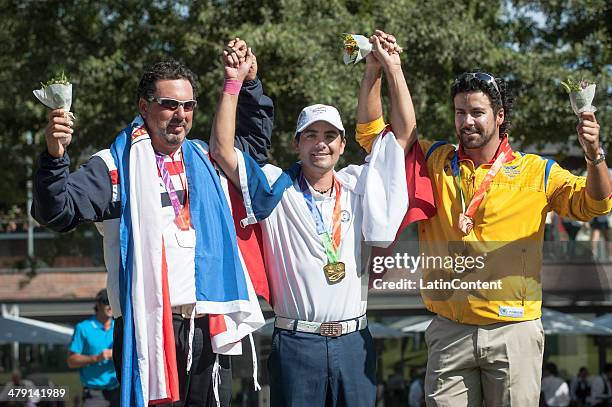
[456,72,501,96]
[149,97,197,112]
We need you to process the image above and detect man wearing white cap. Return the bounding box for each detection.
[210,32,416,406]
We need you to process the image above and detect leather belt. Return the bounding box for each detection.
[171,304,206,319]
[274,315,367,337]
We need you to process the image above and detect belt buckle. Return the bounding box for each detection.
[320,322,342,337]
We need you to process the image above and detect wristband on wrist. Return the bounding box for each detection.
[223,79,243,96]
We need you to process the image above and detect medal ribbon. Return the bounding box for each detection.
[451,142,511,234]
[298,172,342,263]
[155,152,190,230]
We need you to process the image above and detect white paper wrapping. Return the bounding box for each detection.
[343,34,373,65]
[569,84,597,116]
[33,83,73,111]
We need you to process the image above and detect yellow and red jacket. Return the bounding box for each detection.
[357,117,612,325]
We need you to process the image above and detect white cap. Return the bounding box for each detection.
[295,104,345,138]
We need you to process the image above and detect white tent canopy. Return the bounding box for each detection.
[591,314,612,329]
[0,314,73,345]
[541,308,612,335]
[399,308,612,336]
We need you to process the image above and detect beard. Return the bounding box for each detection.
[159,119,189,146]
[457,126,496,149]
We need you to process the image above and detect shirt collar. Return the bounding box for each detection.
[457,135,515,165]
[169,147,182,161]
[90,316,113,331]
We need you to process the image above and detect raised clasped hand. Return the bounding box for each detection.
[223,37,256,82]
[367,29,402,71]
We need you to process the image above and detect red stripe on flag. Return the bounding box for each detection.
[131,126,147,140]
[227,181,270,304]
[369,137,436,286]
[397,138,436,232]
[149,240,180,404]
[209,314,228,337]
[109,170,118,185]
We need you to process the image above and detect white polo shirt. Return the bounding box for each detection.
[240,131,408,322]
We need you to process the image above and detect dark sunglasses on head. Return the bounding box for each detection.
[455,72,501,96]
[149,97,197,111]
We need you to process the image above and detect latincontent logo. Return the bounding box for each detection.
[369,253,504,291]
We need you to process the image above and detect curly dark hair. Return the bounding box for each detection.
[135,60,198,105]
[450,70,514,136]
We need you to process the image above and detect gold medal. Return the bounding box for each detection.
[323,262,346,284]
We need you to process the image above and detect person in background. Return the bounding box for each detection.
[386,364,406,404]
[561,217,583,259]
[570,366,591,407]
[590,168,612,261]
[0,370,40,406]
[67,289,119,406]
[408,367,425,407]
[589,364,612,407]
[541,362,570,407]
[590,214,610,260]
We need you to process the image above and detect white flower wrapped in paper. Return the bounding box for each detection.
[342,34,372,65]
[33,72,74,119]
[561,78,597,116]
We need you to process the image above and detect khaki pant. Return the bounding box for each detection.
[424,315,544,406]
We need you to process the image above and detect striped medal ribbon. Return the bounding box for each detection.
[451,143,511,236]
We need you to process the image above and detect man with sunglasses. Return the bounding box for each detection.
[32,50,270,406]
[67,289,119,406]
[356,45,611,405]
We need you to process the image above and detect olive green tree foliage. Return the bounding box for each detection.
[0,0,609,213]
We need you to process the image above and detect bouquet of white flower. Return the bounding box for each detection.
[560,78,596,116]
[33,71,74,119]
[342,34,372,65]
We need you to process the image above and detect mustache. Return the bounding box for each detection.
[461,126,480,134]
[169,120,187,127]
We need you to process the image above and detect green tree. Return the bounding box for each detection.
[0,0,608,218]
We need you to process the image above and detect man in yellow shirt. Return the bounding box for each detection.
[356,32,611,406]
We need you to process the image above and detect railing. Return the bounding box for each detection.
[0,228,610,272]
[0,225,104,270]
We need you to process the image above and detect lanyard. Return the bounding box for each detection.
[297,172,342,263]
[155,152,190,230]
[451,143,511,231]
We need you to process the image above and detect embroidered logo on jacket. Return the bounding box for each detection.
[341,210,351,223]
[502,165,521,179]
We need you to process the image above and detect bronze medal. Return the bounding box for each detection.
[457,212,474,236]
[324,262,346,283]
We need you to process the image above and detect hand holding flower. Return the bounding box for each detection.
[45,109,74,158]
[576,111,601,160]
